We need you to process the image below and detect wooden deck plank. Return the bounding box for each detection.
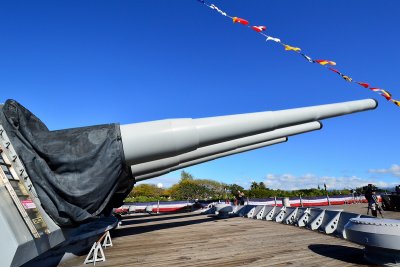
[60,203,400,266]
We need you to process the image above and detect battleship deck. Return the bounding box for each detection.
[60,203,400,267]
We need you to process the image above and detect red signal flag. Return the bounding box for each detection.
[356,82,370,88]
[252,26,266,32]
[232,17,250,25]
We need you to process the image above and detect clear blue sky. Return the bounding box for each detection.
[1,1,399,190]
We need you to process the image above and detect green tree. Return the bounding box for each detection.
[130,184,160,198]
[126,183,165,202]
[170,171,206,200]
[173,180,206,200]
[169,172,229,200]
[250,181,259,190]
[259,182,267,190]
[180,170,194,181]
[227,184,245,198]
[196,179,227,199]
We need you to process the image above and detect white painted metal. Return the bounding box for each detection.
[297,208,311,227]
[250,206,265,219]
[102,231,113,248]
[131,122,321,176]
[345,217,400,265]
[265,206,277,221]
[345,218,400,250]
[324,211,342,234]
[315,209,343,233]
[293,208,309,226]
[237,204,400,265]
[275,207,287,223]
[310,210,326,230]
[285,208,299,225]
[246,207,256,219]
[337,212,361,239]
[256,206,266,220]
[84,242,106,265]
[121,99,377,165]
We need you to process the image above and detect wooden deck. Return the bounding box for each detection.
[60,204,400,266]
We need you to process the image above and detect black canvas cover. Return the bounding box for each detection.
[0,100,134,226]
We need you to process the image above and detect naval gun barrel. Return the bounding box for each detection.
[135,137,288,182]
[0,98,378,266]
[121,99,377,166]
[130,121,322,177]
[0,98,376,228]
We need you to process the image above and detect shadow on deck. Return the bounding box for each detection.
[121,212,205,226]
[309,244,367,265]
[113,213,220,238]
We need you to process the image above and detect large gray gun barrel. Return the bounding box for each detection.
[0,98,376,228]
[135,137,288,182]
[121,99,377,166]
[0,99,377,266]
[131,121,322,177]
[0,98,378,267]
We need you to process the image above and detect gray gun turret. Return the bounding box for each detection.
[0,98,376,225]
[0,98,376,266]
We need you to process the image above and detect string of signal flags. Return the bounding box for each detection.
[197,0,400,108]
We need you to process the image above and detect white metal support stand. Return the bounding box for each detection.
[84,242,105,265]
[103,231,113,248]
[84,231,112,265]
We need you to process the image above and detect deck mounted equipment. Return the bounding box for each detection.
[0,98,377,266]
